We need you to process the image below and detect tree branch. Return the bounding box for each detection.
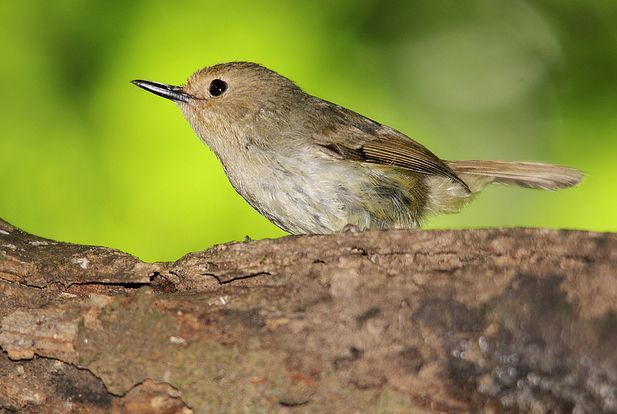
[1,218,615,413]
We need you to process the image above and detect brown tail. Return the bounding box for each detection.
[447,160,583,192]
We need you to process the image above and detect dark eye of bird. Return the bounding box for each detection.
[209,79,228,96]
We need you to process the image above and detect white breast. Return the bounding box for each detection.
[220,147,358,234]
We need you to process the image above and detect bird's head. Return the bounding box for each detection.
[132,62,307,152]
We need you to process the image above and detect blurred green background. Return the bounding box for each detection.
[1,1,616,262]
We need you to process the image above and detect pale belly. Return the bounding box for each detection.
[225,157,352,234]
[220,152,421,234]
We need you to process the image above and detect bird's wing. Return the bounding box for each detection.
[310,101,469,191]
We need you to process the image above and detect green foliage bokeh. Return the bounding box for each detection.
[1,1,615,261]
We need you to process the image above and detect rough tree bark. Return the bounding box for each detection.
[0,217,615,413]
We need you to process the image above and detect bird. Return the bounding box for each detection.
[132,62,582,234]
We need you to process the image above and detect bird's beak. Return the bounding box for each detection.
[131,80,193,103]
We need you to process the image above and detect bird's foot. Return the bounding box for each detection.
[342,223,361,234]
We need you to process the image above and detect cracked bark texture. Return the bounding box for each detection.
[0,217,616,414]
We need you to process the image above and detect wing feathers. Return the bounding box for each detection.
[310,101,469,191]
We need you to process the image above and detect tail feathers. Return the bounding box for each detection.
[447,160,583,193]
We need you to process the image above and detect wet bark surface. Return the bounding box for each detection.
[1,218,616,413]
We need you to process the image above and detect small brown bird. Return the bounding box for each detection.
[133,62,582,234]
